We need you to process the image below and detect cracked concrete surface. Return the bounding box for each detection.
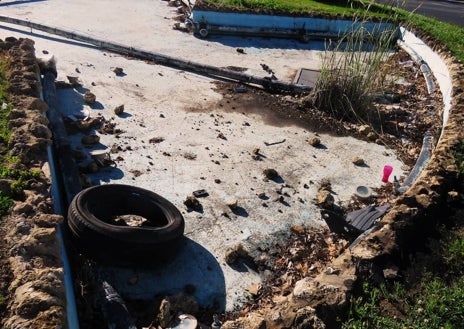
[0,0,407,314]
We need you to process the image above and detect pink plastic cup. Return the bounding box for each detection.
[382,165,393,183]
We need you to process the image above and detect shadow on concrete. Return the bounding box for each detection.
[103,237,227,310]
[203,34,329,52]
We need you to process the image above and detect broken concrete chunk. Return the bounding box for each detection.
[83,91,96,104]
[114,104,124,115]
[263,168,279,180]
[224,243,248,265]
[357,124,371,135]
[221,312,266,329]
[184,195,201,211]
[308,136,321,147]
[66,76,81,87]
[352,156,365,166]
[81,134,100,145]
[113,67,124,75]
[226,198,238,209]
[316,190,335,209]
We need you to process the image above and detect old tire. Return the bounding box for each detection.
[67,184,185,267]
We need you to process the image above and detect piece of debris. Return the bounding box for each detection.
[290,225,305,234]
[264,139,286,146]
[263,168,279,180]
[357,124,371,136]
[324,266,340,275]
[308,136,321,147]
[184,195,202,211]
[114,104,124,115]
[84,161,100,174]
[224,243,248,265]
[193,189,209,198]
[83,91,96,104]
[345,204,391,232]
[246,283,261,296]
[383,266,400,280]
[252,147,263,160]
[67,76,82,87]
[317,178,332,191]
[113,214,148,227]
[367,131,377,141]
[316,189,335,209]
[352,156,365,166]
[113,67,124,76]
[355,185,373,200]
[260,63,274,74]
[226,197,238,209]
[81,134,100,145]
[149,136,165,144]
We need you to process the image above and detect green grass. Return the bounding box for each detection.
[200,0,395,17]
[343,229,464,329]
[200,0,464,62]
[0,55,42,216]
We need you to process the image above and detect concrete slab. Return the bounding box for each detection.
[0,0,406,313]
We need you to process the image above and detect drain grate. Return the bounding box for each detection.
[293,68,320,87]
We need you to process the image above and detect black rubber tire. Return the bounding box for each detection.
[67,184,185,267]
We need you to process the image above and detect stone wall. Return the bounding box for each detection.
[0,37,66,329]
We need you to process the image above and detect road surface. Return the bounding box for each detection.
[385,0,464,27]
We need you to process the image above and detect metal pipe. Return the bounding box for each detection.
[40,72,81,329]
[0,15,311,93]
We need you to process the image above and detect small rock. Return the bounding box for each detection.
[358,124,371,135]
[352,156,365,166]
[81,134,100,145]
[221,313,265,329]
[66,76,81,87]
[308,137,321,147]
[114,104,124,115]
[86,162,100,173]
[226,198,238,209]
[263,168,279,180]
[367,132,377,141]
[383,267,399,279]
[83,91,96,104]
[316,190,334,209]
[113,67,124,75]
[246,283,261,296]
[224,243,248,265]
[184,195,201,211]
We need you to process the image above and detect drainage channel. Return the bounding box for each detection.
[41,70,81,329]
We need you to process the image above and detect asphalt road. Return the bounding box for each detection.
[385,0,464,27]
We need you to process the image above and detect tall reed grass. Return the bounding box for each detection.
[311,9,400,124]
